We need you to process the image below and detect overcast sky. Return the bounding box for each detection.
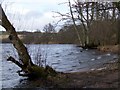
[1,0,72,32]
[1,0,115,32]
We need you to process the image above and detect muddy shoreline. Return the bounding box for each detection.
[2,45,119,89]
[12,58,119,88]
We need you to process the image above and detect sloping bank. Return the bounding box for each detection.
[15,45,119,88]
[15,59,119,88]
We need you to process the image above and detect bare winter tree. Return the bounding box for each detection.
[68,0,82,46]
[41,23,56,44]
[0,4,56,78]
[72,1,96,47]
[55,1,120,48]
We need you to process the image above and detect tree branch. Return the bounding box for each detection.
[7,56,23,69]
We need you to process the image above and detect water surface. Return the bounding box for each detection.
[1,43,118,88]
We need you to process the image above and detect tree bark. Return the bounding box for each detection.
[7,56,23,68]
[0,5,57,78]
[0,5,33,68]
[68,0,82,46]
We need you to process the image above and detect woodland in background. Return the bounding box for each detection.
[58,1,119,47]
[1,20,118,45]
[0,1,120,78]
[1,2,119,46]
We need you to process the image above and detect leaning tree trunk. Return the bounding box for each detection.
[0,5,56,78]
[68,0,82,46]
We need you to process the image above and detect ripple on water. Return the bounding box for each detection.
[106,53,111,56]
[91,58,95,61]
[2,44,118,88]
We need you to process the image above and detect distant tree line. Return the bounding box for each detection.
[1,20,118,45]
[1,1,119,46]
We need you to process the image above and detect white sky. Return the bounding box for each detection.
[1,0,117,32]
[1,0,72,32]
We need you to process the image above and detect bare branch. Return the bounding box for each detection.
[7,56,23,69]
[52,11,71,18]
[58,2,68,5]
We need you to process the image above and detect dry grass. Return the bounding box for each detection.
[97,45,119,53]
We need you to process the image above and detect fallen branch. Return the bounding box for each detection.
[7,56,23,69]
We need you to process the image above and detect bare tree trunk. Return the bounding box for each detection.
[0,5,33,67]
[0,5,56,78]
[116,3,120,56]
[68,0,82,46]
[86,3,89,46]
